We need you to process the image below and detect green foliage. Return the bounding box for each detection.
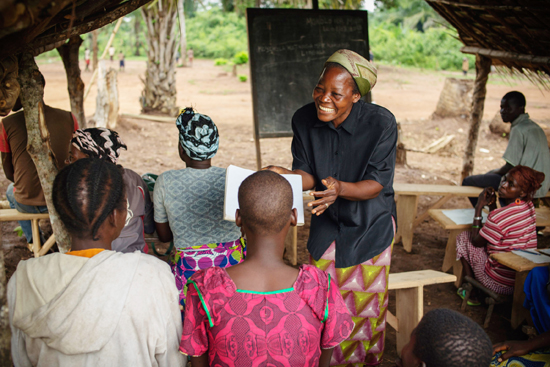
[238,74,248,82]
[369,22,474,71]
[186,9,247,59]
[233,51,248,65]
[14,226,23,237]
[215,58,229,65]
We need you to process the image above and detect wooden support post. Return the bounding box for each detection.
[284,226,298,265]
[442,229,461,273]
[31,219,41,257]
[511,271,530,329]
[57,35,86,128]
[92,30,99,72]
[18,52,71,252]
[396,286,423,356]
[461,55,491,183]
[395,195,418,252]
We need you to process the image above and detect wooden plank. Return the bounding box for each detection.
[31,219,40,257]
[511,271,530,329]
[386,310,398,331]
[490,252,550,272]
[442,229,462,273]
[0,209,50,221]
[430,208,550,230]
[38,235,56,257]
[413,195,453,227]
[396,195,418,252]
[388,270,456,290]
[396,286,423,356]
[393,183,482,197]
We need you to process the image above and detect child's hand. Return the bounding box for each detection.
[308,177,340,216]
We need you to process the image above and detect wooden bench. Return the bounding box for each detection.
[429,207,550,287]
[394,184,483,253]
[0,209,55,257]
[490,252,550,329]
[394,183,550,254]
[387,270,456,355]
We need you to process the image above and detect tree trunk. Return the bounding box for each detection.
[134,16,141,57]
[0,229,12,367]
[94,61,119,129]
[460,55,492,183]
[17,52,71,252]
[177,0,187,67]
[141,0,179,116]
[57,35,86,128]
[92,29,99,72]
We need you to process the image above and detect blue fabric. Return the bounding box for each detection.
[524,266,550,334]
[6,183,48,243]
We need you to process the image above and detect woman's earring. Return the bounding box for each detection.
[515,198,522,205]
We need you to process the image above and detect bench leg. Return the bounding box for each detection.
[284,226,298,266]
[31,219,41,257]
[38,234,56,257]
[396,195,418,252]
[396,286,423,356]
[442,229,461,273]
[511,271,530,329]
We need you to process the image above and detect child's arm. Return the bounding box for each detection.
[319,348,334,367]
[191,354,209,367]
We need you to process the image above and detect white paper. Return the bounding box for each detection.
[224,165,305,225]
[441,208,488,225]
[538,248,550,256]
[512,249,550,264]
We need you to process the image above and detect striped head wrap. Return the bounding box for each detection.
[325,49,377,96]
[71,128,127,164]
[176,107,219,161]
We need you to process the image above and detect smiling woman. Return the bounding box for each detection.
[265,49,398,366]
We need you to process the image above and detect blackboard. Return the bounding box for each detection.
[247,8,369,139]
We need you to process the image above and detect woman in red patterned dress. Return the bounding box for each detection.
[456,165,545,302]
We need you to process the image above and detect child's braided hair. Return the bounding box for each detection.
[53,158,126,240]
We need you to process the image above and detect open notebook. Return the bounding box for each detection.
[223,165,305,225]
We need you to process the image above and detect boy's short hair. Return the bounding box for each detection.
[503,91,526,108]
[238,170,293,235]
[414,309,492,367]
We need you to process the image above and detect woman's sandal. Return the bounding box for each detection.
[457,288,481,306]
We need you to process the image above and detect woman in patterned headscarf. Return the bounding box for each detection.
[266,49,398,366]
[67,127,155,253]
[153,108,244,310]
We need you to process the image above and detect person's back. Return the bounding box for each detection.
[180,171,353,367]
[8,158,183,366]
[2,104,76,205]
[505,114,550,197]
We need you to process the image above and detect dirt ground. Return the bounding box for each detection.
[2,58,550,365]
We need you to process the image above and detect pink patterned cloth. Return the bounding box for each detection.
[179,265,354,366]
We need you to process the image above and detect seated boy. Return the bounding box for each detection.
[397,308,492,367]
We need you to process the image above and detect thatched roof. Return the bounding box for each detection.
[425,0,550,79]
[0,0,151,58]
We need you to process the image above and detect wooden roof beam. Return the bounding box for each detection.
[461,46,550,66]
[424,0,533,12]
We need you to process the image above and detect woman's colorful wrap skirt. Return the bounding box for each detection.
[311,240,393,366]
[171,238,246,308]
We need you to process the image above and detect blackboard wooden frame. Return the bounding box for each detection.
[246,8,369,169]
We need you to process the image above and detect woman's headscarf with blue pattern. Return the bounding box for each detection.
[176,107,219,161]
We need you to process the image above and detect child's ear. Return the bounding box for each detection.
[290,208,298,227]
[235,209,242,227]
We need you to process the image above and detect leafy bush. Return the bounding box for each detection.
[238,74,248,82]
[233,51,249,65]
[369,22,474,70]
[214,58,229,65]
[186,9,248,59]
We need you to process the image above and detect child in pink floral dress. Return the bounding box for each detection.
[180,171,353,367]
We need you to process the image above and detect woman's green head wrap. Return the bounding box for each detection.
[325,49,377,96]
